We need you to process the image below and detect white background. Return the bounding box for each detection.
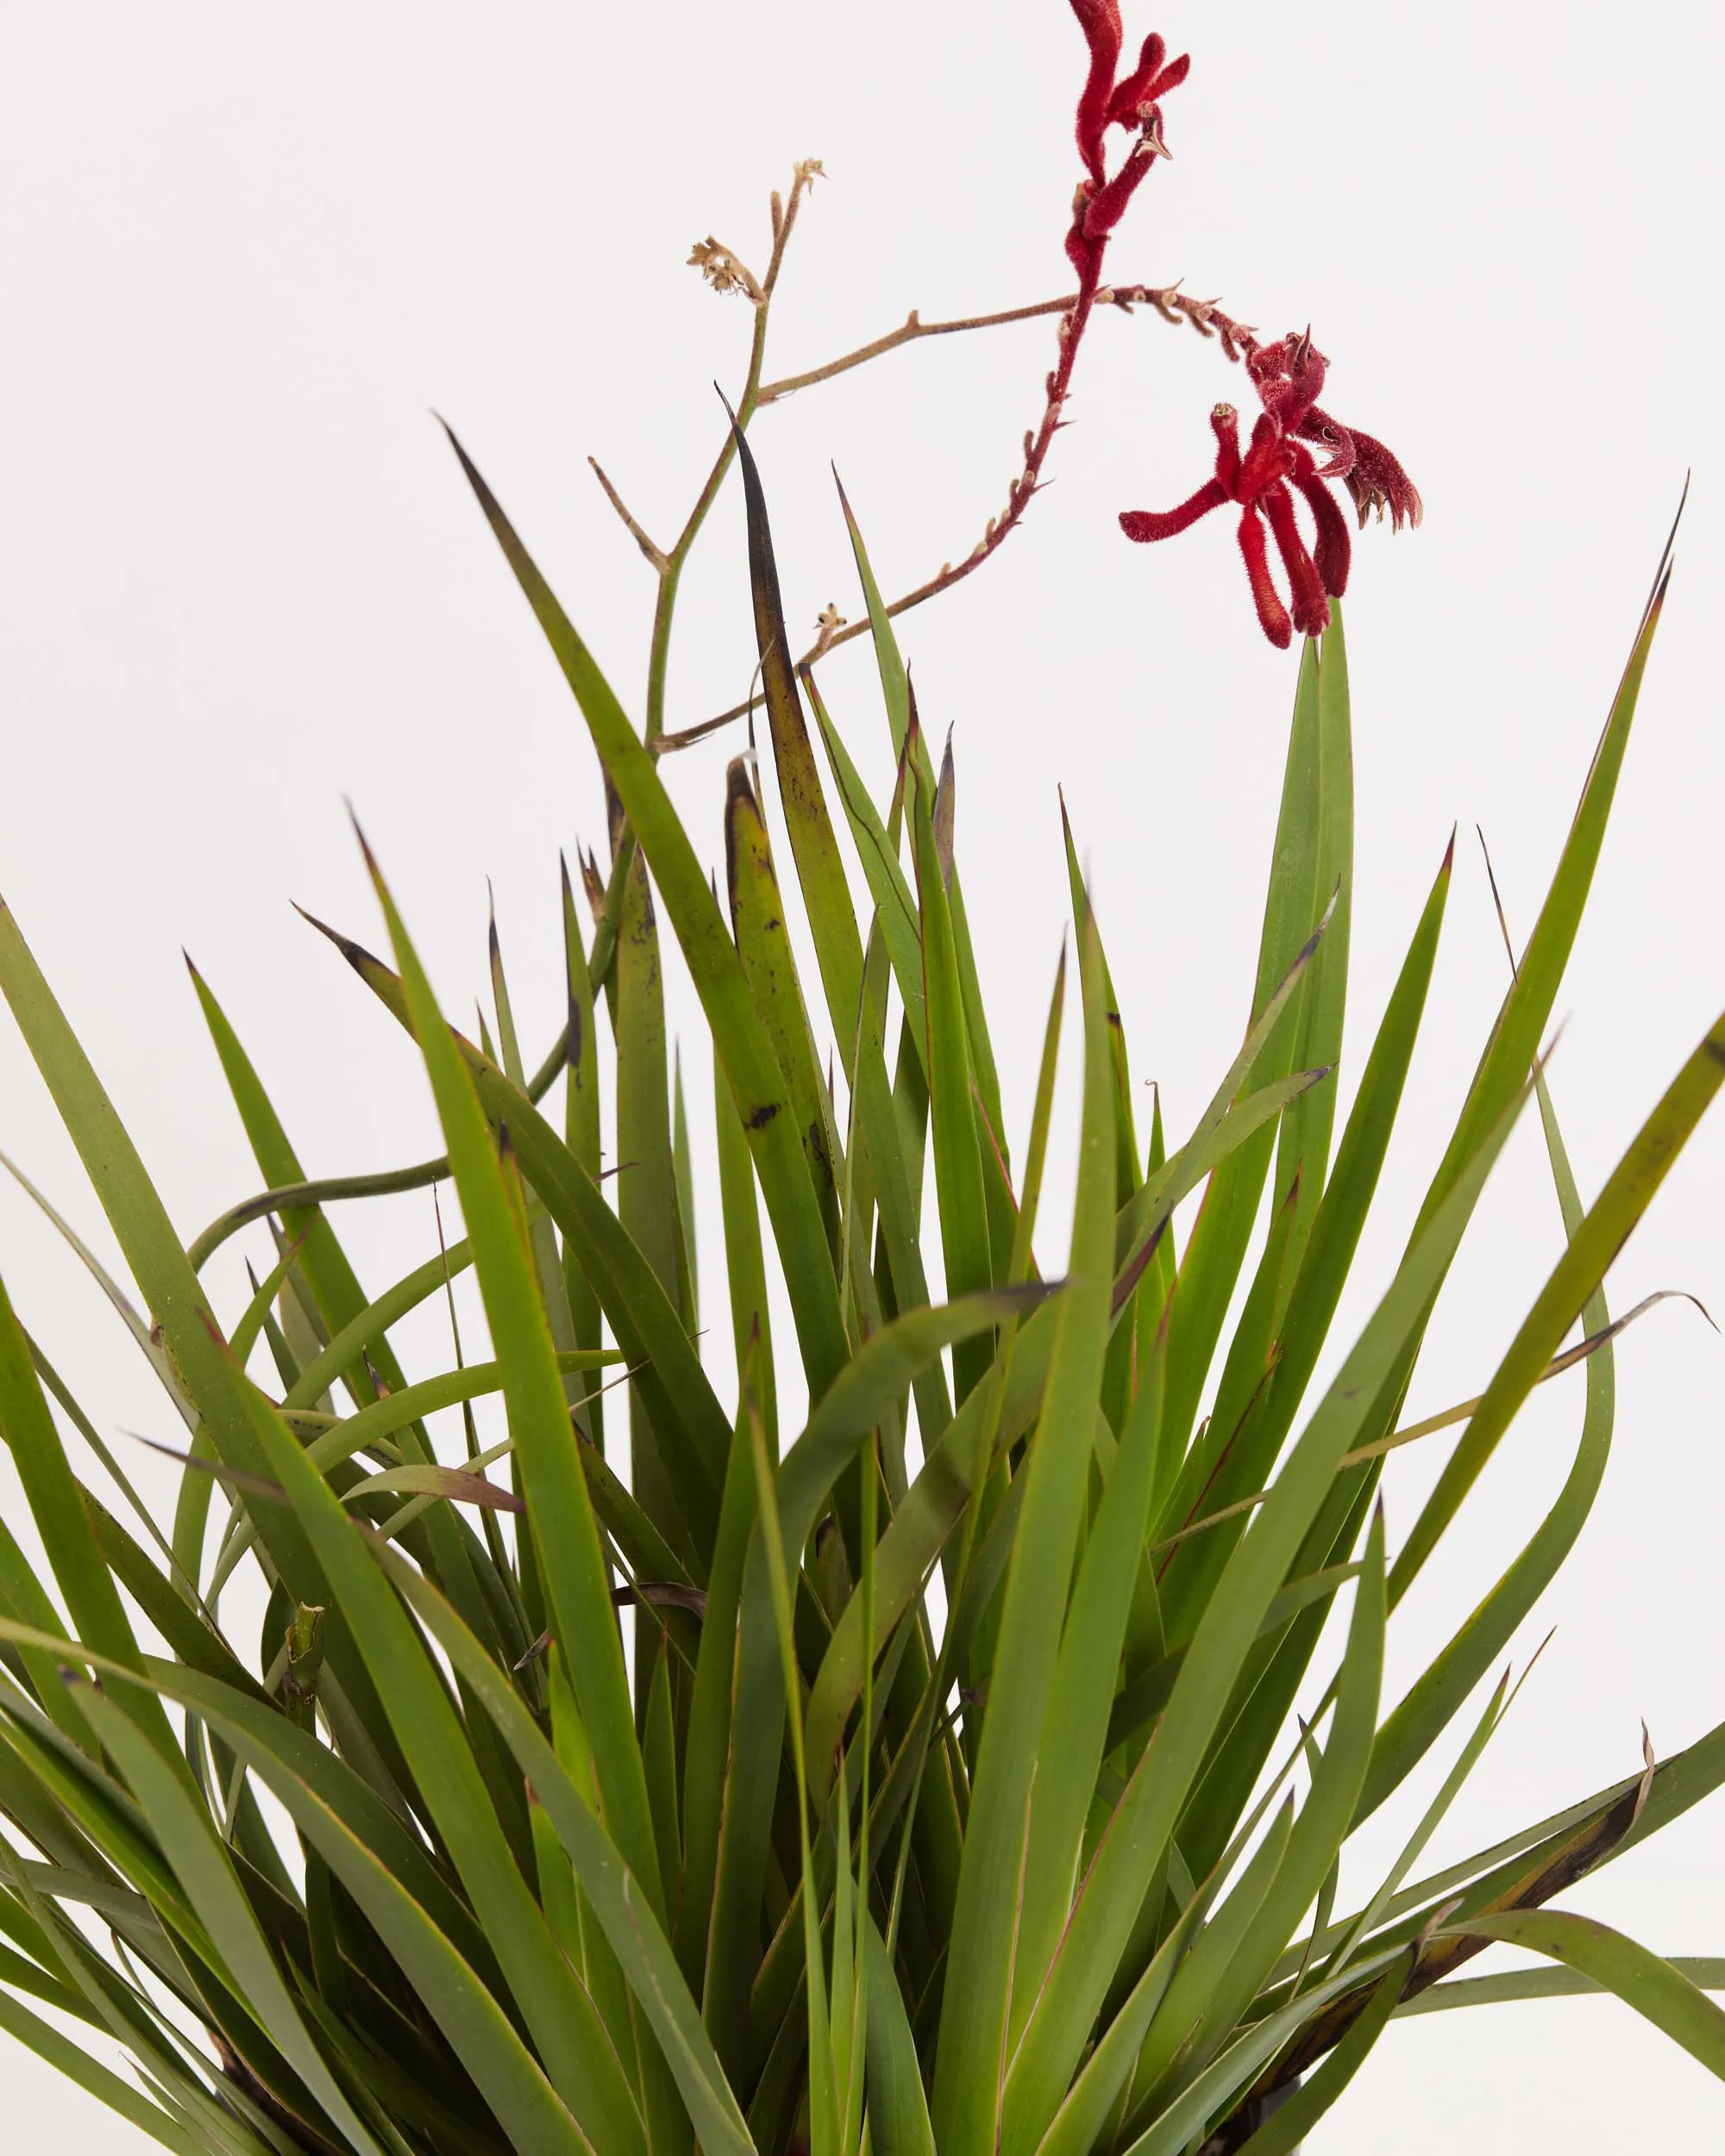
[1,1,1722,2147]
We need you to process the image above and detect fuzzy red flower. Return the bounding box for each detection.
[1120,332,1421,648]
[1066,6,1189,276]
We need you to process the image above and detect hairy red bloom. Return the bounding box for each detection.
[1120,332,1421,648]
[1066,6,1189,276]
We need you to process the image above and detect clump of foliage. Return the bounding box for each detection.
[1,10,1722,2156]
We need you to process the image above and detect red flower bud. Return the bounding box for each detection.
[1066,5,1187,235]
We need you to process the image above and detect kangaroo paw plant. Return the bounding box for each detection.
[2,9,1722,2156]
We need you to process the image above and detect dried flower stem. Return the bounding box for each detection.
[588,458,668,571]
[656,272,1256,752]
[754,279,1253,404]
[632,160,825,746]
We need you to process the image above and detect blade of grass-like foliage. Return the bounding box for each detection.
[912,733,994,1403]
[0,904,430,1794]
[1332,1663,1518,1990]
[1142,1509,1387,2121]
[361,834,664,1914]
[726,757,843,1262]
[1359,986,1615,1818]
[1009,1272,1178,2034]
[834,477,910,755]
[115,1655,593,2155]
[295,906,732,1558]
[932,903,1113,2156]
[489,900,583,1370]
[1101,1563,1362,1762]
[1113,1946,1406,2156]
[800,1059,1333,1795]
[214,1334,646,2154]
[1400,1958,1725,2012]
[24,1327,191,1600]
[1112,887,1336,1280]
[1157,631,1339,1464]
[1418,561,1671,1241]
[1113,863,1454,1889]
[373,1548,758,2156]
[750,1388,841,2156]
[212,1348,617,1594]
[1129,1285,1659,1603]
[1000,1069,1534,2156]
[862,1912,935,2156]
[731,422,865,1060]
[806,681,925,1063]
[678,1349,763,1994]
[1232,1948,1410,2156]
[1,1150,195,1431]
[186,1158,459,1275]
[1433,1908,1725,2079]
[0,1271,185,1770]
[561,856,607,1448]
[674,1047,699,1334]
[188,965,429,1422]
[834,492,1007,1148]
[1188,830,1451,1491]
[0,1985,204,2156]
[445,427,849,1400]
[277,1231,474,1413]
[715,1026,775,1421]
[1271,610,1353,1278]
[1011,940,1067,1286]
[70,1683,384,2156]
[1112,1796,1297,2147]
[1322,555,1678,1568]
[1388,997,1725,1609]
[705,1287,1047,2078]
[609,805,694,1556]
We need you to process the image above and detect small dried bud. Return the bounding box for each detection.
[687,237,762,301]
[794,157,827,186]
[812,601,847,653]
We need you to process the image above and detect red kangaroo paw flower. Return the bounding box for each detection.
[1067,6,1188,213]
[1290,444,1352,597]
[1119,326,1415,647]
[1107,36,1190,123]
[1261,481,1331,638]
[1333,421,1423,532]
[1070,0,1125,183]
[1120,476,1228,543]
[1237,508,1292,649]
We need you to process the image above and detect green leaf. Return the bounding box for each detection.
[0,1984,204,2156]
[71,1681,386,2156]
[861,1913,934,2156]
[729,421,866,1073]
[233,1339,649,2149]
[1000,1068,1534,2156]
[1434,1908,1725,2080]
[561,856,607,1449]
[912,729,994,1401]
[361,836,664,1910]
[1388,998,1725,1609]
[932,899,1113,2156]
[1358,1010,1614,1819]
[445,428,849,1401]
[1399,1958,1725,2013]
[1157,629,1344,1463]
[373,1550,759,2156]
[726,756,843,1263]
[1232,1949,1410,2156]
